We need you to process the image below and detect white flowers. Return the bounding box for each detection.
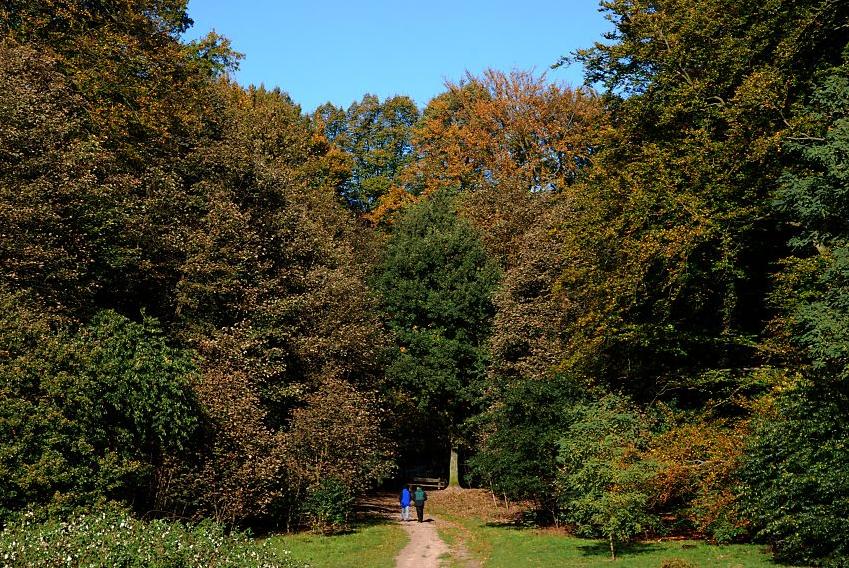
[0,508,303,567]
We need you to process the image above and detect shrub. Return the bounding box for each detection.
[285,379,395,495]
[468,376,584,518]
[739,381,849,566]
[0,304,200,522]
[281,378,394,530]
[157,353,290,526]
[643,414,748,542]
[0,505,302,567]
[555,394,658,559]
[301,478,355,534]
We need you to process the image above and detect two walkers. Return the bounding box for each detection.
[399,485,427,522]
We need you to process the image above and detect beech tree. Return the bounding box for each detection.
[1,0,391,527]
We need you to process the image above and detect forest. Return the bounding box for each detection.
[1,0,849,566]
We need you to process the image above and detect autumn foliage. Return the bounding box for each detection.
[3,0,849,565]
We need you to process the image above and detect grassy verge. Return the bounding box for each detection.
[266,517,408,568]
[429,489,786,568]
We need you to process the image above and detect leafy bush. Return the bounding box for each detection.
[286,379,395,496]
[0,302,200,521]
[469,376,584,517]
[0,505,301,567]
[739,382,849,566]
[642,413,748,542]
[556,394,658,559]
[301,478,355,534]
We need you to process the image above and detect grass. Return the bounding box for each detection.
[443,520,782,568]
[429,489,789,568]
[267,517,408,568]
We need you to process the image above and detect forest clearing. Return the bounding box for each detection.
[272,490,781,567]
[2,0,849,566]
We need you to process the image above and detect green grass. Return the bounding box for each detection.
[436,514,788,568]
[267,518,408,568]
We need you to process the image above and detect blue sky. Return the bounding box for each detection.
[183,1,612,112]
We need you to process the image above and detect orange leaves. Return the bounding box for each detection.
[371,69,609,268]
[642,417,748,536]
[406,69,607,197]
[363,184,419,226]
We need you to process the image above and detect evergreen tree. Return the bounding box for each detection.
[374,191,499,485]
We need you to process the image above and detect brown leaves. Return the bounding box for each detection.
[368,70,608,234]
[160,83,390,525]
[642,418,748,536]
[285,378,395,494]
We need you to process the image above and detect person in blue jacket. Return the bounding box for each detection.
[399,486,412,521]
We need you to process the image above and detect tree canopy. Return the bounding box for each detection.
[3,1,849,563]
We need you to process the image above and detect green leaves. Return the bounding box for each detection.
[739,48,849,564]
[0,504,302,567]
[740,382,849,565]
[776,52,849,251]
[556,394,658,558]
[469,376,585,510]
[314,94,419,212]
[0,301,200,521]
[374,191,499,473]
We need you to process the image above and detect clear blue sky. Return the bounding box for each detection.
[183,1,612,112]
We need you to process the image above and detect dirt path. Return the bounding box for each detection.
[395,515,451,568]
[359,492,453,568]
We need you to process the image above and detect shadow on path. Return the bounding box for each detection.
[361,492,453,568]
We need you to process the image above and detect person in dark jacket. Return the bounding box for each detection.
[413,486,427,522]
[399,486,412,521]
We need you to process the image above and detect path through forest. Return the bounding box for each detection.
[359,492,477,567]
[395,514,450,568]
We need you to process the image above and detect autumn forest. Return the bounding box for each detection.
[2,0,849,566]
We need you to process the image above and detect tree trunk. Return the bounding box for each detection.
[609,534,615,560]
[449,446,460,487]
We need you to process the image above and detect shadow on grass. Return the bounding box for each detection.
[318,514,395,536]
[482,520,536,529]
[576,540,662,558]
[353,515,395,528]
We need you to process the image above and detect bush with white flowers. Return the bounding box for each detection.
[0,506,302,568]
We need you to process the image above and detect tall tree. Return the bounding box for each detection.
[477,1,849,548]
[0,0,239,319]
[313,94,419,213]
[373,192,499,486]
[407,70,603,196]
[1,0,392,527]
[740,44,849,564]
[382,70,607,262]
[163,82,390,524]
[547,0,849,397]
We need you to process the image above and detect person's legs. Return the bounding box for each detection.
[402,505,410,521]
[415,504,424,522]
